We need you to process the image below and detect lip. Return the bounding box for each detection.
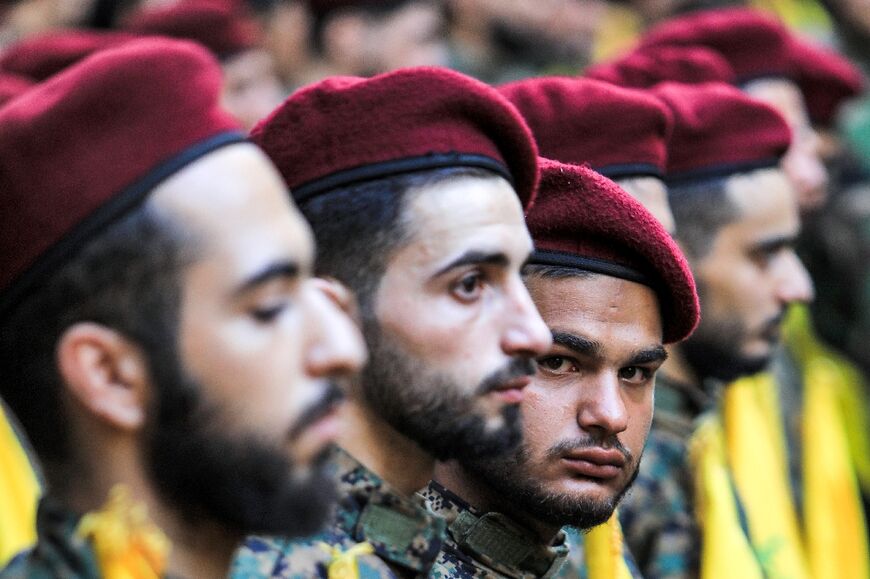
[488,375,531,404]
[293,406,341,465]
[561,448,627,479]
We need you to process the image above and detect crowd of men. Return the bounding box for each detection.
[1,0,869,578]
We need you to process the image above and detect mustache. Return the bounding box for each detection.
[288,382,344,441]
[759,310,786,341]
[545,436,633,462]
[476,357,537,395]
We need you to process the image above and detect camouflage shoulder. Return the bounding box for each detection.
[0,549,97,579]
[426,543,489,579]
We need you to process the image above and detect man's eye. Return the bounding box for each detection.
[451,272,484,302]
[618,366,652,385]
[251,303,287,323]
[537,356,576,373]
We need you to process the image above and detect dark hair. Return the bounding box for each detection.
[0,201,191,485]
[667,175,739,259]
[522,264,595,280]
[299,165,498,314]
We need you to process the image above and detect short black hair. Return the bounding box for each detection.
[667,175,739,259]
[522,264,595,280]
[0,201,191,486]
[299,165,498,315]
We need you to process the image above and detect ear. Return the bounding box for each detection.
[57,322,149,431]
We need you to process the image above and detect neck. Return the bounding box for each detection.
[659,344,699,387]
[156,512,240,579]
[337,399,434,495]
[434,460,560,544]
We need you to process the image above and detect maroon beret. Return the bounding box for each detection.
[527,158,699,343]
[584,45,735,88]
[251,66,539,208]
[0,30,135,81]
[640,8,795,82]
[499,77,671,179]
[123,0,259,59]
[789,40,864,126]
[0,38,244,318]
[0,73,33,106]
[652,81,791,183]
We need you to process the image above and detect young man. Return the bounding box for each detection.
[233,67,552,577]
[618,81,814,579]
[499,76,677,233]
[0,38,365,578]
[423,158,699,578]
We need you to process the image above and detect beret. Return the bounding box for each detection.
[640,7,864,124]
[0,73,33,106]
[0,30,136,81]
[0,38,244,319]
[123,0,259,59]
[251,66,539,208]
[640,8,794,82]
[527,158,699,343]
[788,40,864,126]
[499,77,671,179]
[584,45,735,88]
[652,81,791,183]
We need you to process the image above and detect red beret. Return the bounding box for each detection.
[0,38,244,318]
[0,73,33,106]
[652,82,791,183]
[251,67,539,208]
[123,0,259,59]
[640,8,794,82]
[0,30,135,81]
[527,158,699,343]
[498,77,671,179]
[584,45,735,88]
[789,40,864,126]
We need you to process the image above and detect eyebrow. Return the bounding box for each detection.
[234,261,300,296]
[552,330,667,366]
[433,250,510,277]
[752,233,798,254]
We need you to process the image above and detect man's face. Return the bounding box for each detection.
[616,176,676,235]
[146,144,366,535]
[461,273,663,530]
[372,1,449,72]
[221,49,285,131]
[683,167,813,382]
[363,174,552,460]
[744,78,829,213]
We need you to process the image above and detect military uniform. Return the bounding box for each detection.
[421,481,569,578]
[233,448,446,578]
[618,374,716,579]
[0,498,99,578]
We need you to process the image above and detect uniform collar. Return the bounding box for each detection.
[421,480,568,578]
[332,447,446,574]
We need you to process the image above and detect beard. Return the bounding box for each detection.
[460,436,639,531]
[682,285,784,383]
[359,318,534,461]
[141,342,338,538]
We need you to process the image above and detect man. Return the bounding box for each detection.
[232,67,553,577]
[0,38,365,578]
[123,0,284,129]
[499,76,677,233]
[422,158,699,578]
[618,81,815,579]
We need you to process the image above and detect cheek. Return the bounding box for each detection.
[521,386,576,456]
[622,389,654,455]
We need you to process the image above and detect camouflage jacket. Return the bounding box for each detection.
[618,373,717,579]
[0,497,100,578]
[232,448,446,578]
[421,481,569,578]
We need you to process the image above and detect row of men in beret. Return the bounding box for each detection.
[0,5,868,579]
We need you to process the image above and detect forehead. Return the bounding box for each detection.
[527,274,663,347]
[723,167,800,240]
[743,78,809,127]
[400,174,531,260]
[149,143,314,271]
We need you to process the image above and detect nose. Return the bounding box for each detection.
[303,278,368,379]
[782,134,829,213]
[774,250,815,305]
[576,373,629,438]
[500,276,553,358]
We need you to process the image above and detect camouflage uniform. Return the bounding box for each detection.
[233,448,446,578]
[0,497,100,578]
[618,373,717,579]
[421,481,569,578]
